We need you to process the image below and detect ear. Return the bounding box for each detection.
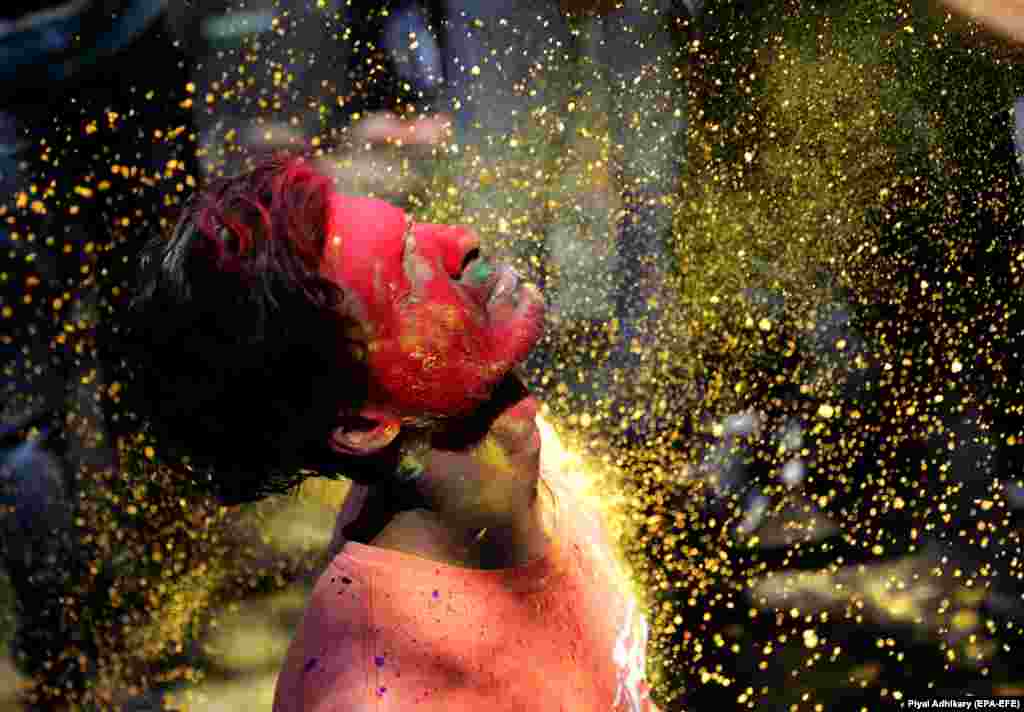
[328,407,402,456]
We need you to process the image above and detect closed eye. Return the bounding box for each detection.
[458,248,481,278]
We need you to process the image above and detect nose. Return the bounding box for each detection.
[411,223,481,278]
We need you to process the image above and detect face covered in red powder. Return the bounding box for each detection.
[319,193,545,436]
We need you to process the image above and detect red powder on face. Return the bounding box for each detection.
[320,194,544,418]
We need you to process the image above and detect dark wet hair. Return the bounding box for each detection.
[124,155,373,504]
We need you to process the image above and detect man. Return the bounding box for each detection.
[128,154,661,710]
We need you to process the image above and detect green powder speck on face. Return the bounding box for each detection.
[469,259,494,285]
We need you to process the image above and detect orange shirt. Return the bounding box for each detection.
[275,421,660,711]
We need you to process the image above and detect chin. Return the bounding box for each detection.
[494,281,547,371]
[491,390,543,457]
[518,281,547,325]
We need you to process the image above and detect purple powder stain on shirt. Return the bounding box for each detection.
[432,589,440,599]
[303,657,319,673]
[374,655,386,667]
[377,686,388,697]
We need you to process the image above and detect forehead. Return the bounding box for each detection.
[321,192,409,296]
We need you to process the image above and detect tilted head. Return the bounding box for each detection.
[126,155,545,504]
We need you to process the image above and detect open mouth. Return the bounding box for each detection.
[487,266,520,308]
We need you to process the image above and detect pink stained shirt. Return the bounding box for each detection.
[274,419,661,711]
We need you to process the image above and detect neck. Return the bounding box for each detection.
[366,494,551,569]
[342,393,551,569]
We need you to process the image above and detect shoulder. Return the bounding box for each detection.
[276,574,463,711]
[274,563,373,712]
